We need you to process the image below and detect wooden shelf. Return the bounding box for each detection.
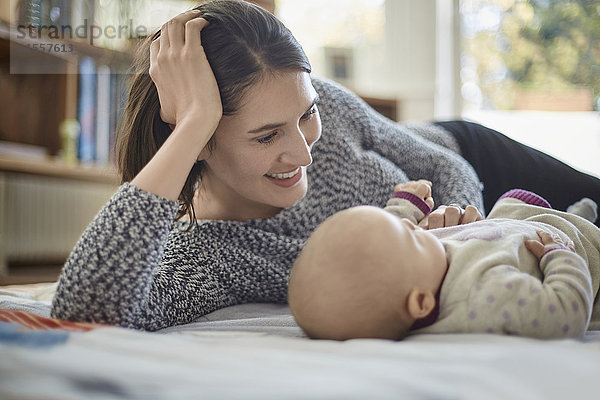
[0,154,119,184]
[0,24,133,69]
[0,22,132,174]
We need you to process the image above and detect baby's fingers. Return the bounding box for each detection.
[425,196,435,210]
[536,230,555,245]
[525,239,545,260]
[393,180,432,199]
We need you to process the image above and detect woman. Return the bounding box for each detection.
[51,0,599,330]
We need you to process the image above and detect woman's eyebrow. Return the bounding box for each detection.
[247,95,320,134]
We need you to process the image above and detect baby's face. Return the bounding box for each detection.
[289,206,448,340]
[324,207,447,285]
[385,216,447,282]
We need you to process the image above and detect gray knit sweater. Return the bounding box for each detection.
[51,78,484,330]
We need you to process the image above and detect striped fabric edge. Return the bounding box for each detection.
[0,309,106,332]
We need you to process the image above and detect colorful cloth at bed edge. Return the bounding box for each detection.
[0,309,107,348]
[0,309,105,332]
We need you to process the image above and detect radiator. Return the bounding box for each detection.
[0,172,117,272]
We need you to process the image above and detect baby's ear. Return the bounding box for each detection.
[405,289,436,319]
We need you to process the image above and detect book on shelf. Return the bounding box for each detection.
[109,71,128,164]
[75,56,128,166]
[95,64,111,165]
[77,55,96,163]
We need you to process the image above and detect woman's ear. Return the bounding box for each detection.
[406,289,436,319]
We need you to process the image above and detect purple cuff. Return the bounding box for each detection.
[391,191,432,216]
[498,189,551,209]
[540,246,569,259]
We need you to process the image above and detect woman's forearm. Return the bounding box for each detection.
[131,116,213,201]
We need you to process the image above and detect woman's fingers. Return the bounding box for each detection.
[462,205,483,224]
[427,205,478,229]
[160,10,202,50]
[150,9,219,126]
[169,10,202,49]
[428,206,450,229]
[185,17,210,47]
[149,37,160,71]
[159,21,170,49]
[443,205,462,226]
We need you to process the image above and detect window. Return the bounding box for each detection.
[460,0,600,177]
[276,0,385,93]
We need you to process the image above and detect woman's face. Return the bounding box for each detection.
[199,71,322,220]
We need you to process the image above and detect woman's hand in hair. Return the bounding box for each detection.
[149,10,222,133]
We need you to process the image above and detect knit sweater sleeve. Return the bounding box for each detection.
[467,249,593,339]
[312,78,484,213]
[51,183,181,329]
[51,182,303,331]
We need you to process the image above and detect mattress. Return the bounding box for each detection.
[1,283,599,399]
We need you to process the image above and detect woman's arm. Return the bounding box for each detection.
[311,78,484,213]
[51,183,181,328]
[133,12,221,200]
[366,108,483,212]
[52,12,224,329]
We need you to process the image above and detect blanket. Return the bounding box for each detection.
[1,283,599,399]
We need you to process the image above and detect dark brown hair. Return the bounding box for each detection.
[116,0,311,230]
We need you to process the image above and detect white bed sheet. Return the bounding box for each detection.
[1,285,599,399]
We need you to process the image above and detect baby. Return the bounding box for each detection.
[288,182,600,340]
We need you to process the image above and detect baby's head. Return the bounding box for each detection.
[288,205,447,340]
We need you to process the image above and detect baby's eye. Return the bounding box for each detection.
[257,132,277,145]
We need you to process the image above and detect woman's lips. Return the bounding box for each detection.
[264,167,302,187]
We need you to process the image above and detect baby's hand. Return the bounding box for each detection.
[525,230,575,260]
[393,180,434,209]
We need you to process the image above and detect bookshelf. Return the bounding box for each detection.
[0,22,133,166]
[0,14,131,283]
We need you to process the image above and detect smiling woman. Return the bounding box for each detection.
[116,0,312,225]
[194,71,322,221]
[49,0,600,333]
[50,0,486,330]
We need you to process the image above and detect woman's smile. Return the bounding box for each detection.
[265,167,301,179]
[265,167,303,187]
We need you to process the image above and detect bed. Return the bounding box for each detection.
[1,282,599,399]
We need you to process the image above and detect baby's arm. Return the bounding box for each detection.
[468,232,593,339]
[387,180,482,228]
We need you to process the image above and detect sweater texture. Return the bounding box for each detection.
[51,78,483,330]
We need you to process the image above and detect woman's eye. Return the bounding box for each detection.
[257,132,277,144]
[301,106,317,121]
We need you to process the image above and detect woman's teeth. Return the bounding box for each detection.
[266,167,300,180]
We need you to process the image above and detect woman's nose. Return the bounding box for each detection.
[281,128,313,167]
[304,120,321,149]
